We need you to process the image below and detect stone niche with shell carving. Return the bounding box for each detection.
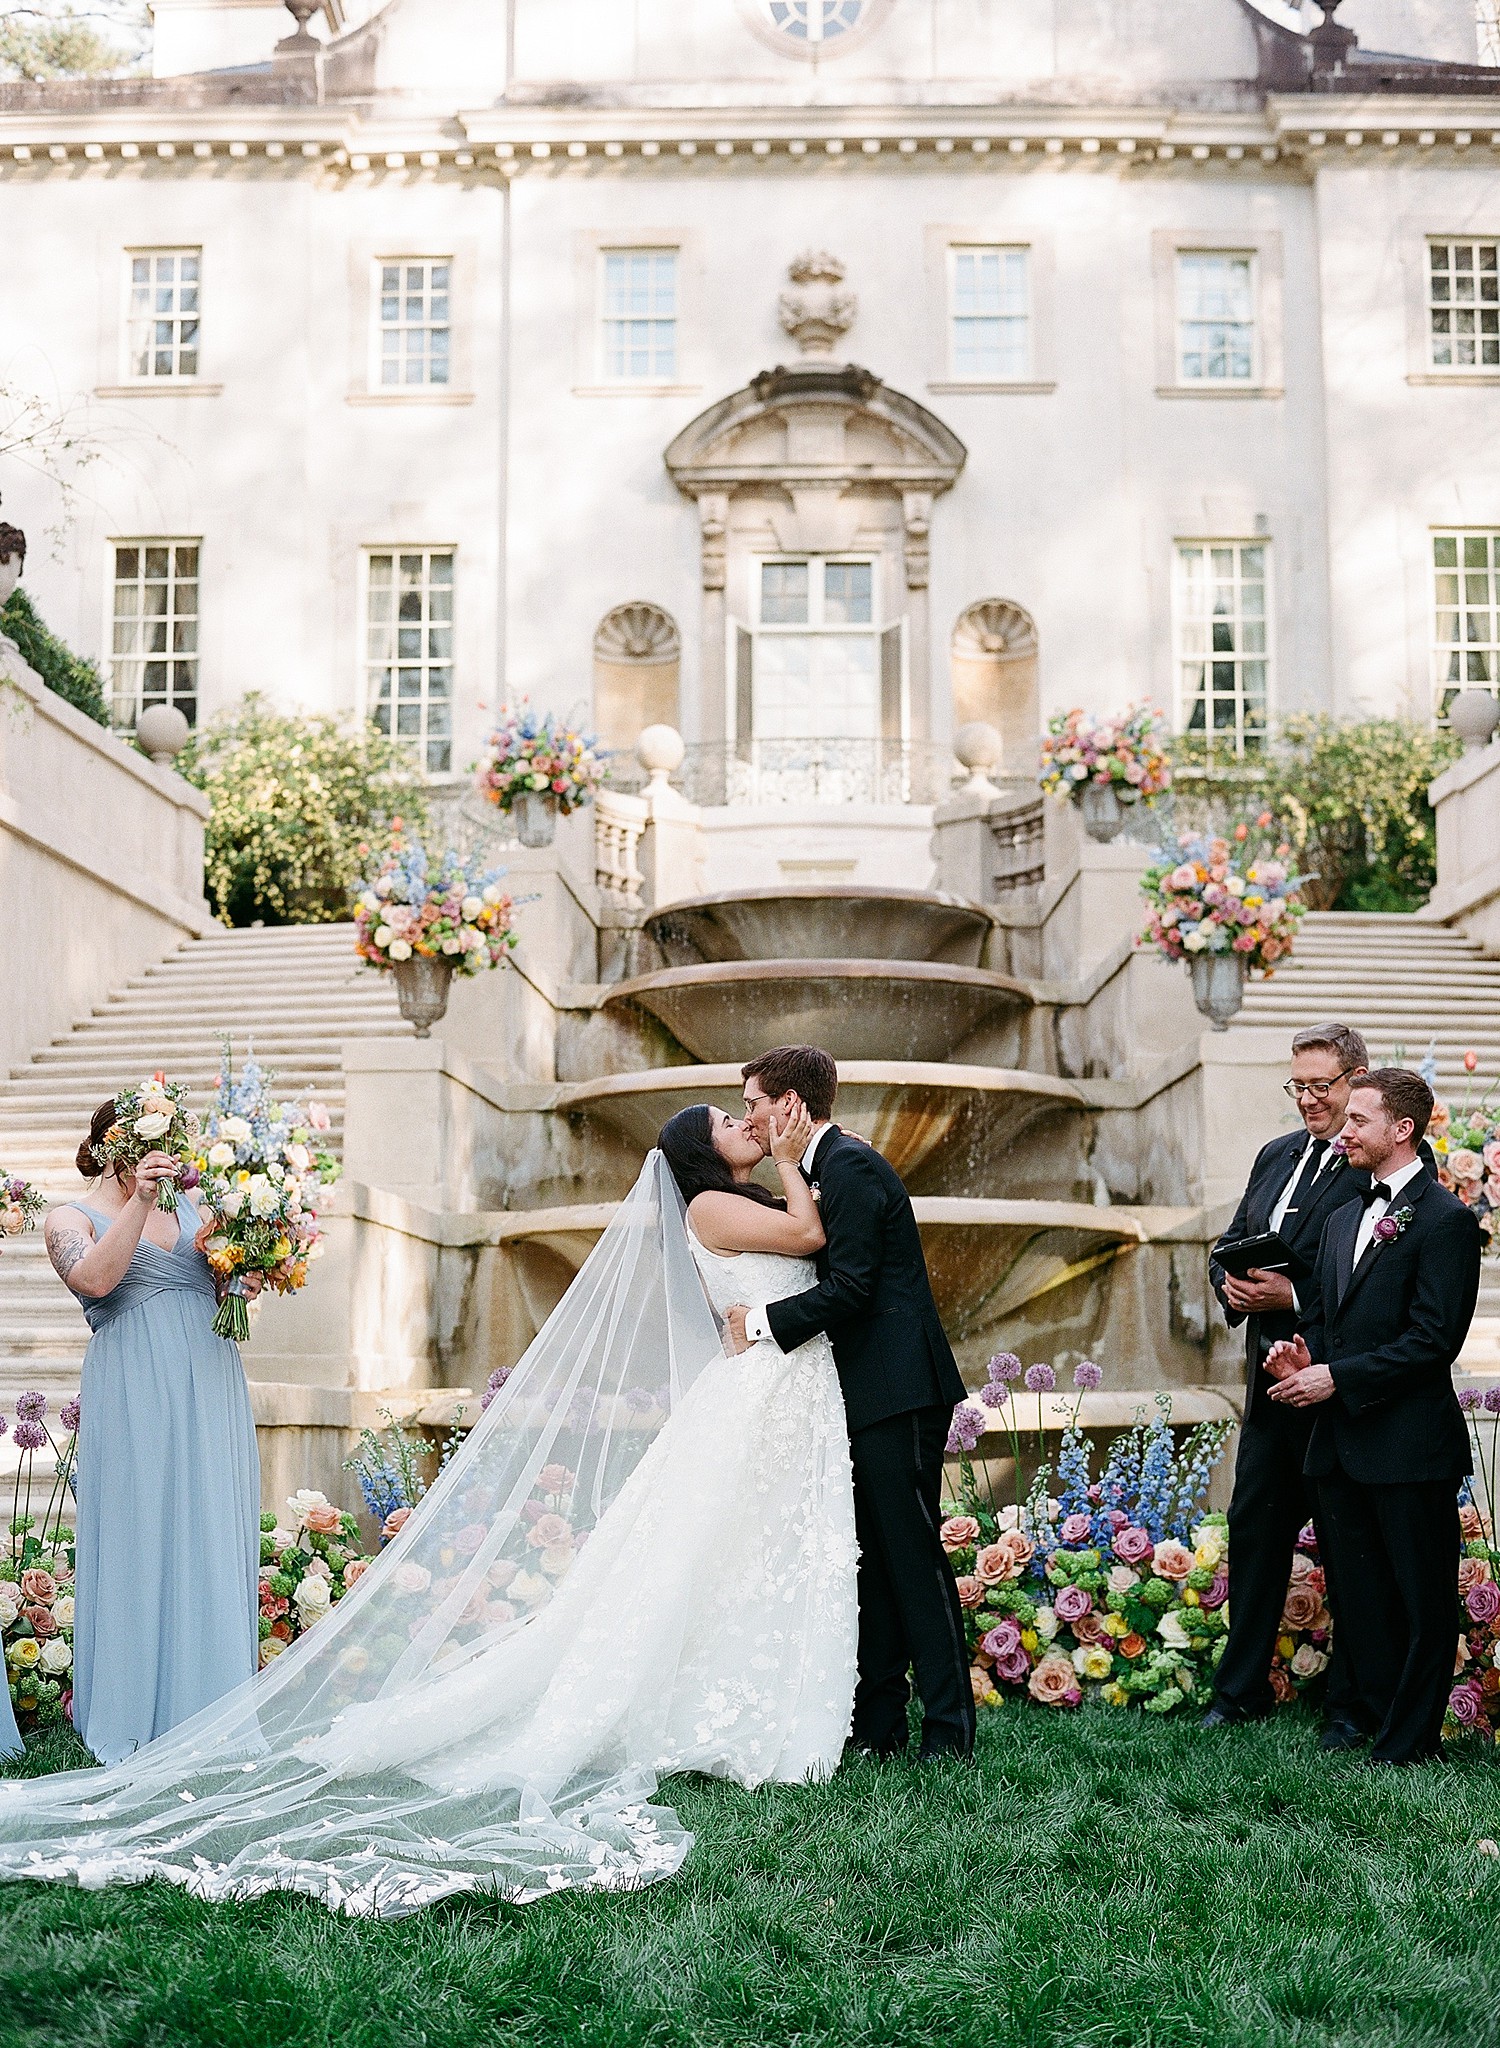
[592,601,681,752]
[950,599,1040,772]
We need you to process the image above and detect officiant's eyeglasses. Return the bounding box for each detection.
[1282,1068,1357,1102]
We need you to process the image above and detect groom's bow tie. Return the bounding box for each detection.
[1358,1180,1392,1207]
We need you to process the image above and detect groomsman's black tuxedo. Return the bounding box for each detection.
[1207,1127,1371,1721]
[1297,1170,1481,1763]
[764,1126,974,1760]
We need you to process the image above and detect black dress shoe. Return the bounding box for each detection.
[1199,1705,1272,1730]
[1318,1720,1368,1753]
[845,1739,908,1763]
[916,1744,975,1767]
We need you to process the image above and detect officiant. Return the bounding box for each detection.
[1202,1021,1380,1741]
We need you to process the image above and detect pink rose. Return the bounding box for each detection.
[1113,1525,1153,1566]
[979,1620,1021,1663]
[393,1560,431,1595]
[941,1516,981,1554]
[485,1599,518,1627]
[454,1524,489,1557]
[1458,1557,1493,1596]
[381,1507,412,1542]
[1466,1580,1500,1626]
[1028,1651,1080,1705]
[526,1512,573,1552]
[303,1505,341,1536]
[1059,1514,1093,1546]
[1153,1541,1194,1582]
[955,1576,986,1610]
[536,1463,576,1497]
[1071,1609,1111,1646]
[1200,1571,1230,1612]
[1459,1503,1486,1542]
[22,1604,56,1638]
[975,1535,1033,1585]
[1053,1584,1093,1625]
[1107,1565,1139,1595]
[488,1559,518,1592]
[1281,1583,1322,1630]
[343,1559,369,1587]
[1288,1553,1316,1585]
[1449,1680,1485,1726]
[19,1569,55,1605]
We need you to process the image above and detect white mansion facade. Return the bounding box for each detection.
[3,0,1500,789]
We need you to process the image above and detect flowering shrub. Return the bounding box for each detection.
[194,1045,340,1341]
[477,705,605,818]
[1,1391,80,1732]
[90,1073,201,1212]
[0,1172,44,1237]
[1431,1075,1498,1257]
[1139,825,1306,975]
[1039,705,1171,806]
[258,1489,369,1670]
[353,838,516,975]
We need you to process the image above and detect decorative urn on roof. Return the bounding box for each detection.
[777,252,858,360]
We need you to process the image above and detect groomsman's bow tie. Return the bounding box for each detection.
[1359,1181,1392,1206]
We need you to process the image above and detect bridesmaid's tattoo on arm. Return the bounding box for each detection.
[46,1227,92,1285]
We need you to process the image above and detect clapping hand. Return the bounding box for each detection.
[1265,1333,1336,1408]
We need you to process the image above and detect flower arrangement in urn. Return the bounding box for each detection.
[258,1489,370,1670]
[1138,821,1307,1029]
[353,834,517,1036]
[88,1074,201,1211]
[1,1391,80,1732]
[1039,705,1172,841]
[943,1364,1237,1715]
[192,1043,340,1342]
[477,704,605,847]
[1430,1063,1499,1256]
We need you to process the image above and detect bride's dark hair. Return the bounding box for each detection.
[657,1106,782,1210]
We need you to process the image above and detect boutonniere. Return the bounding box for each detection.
[1372,1205,1416,1245]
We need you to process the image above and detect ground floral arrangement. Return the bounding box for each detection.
[1451,1395,1500,1742]
[1,1392,79,1731]
[945,1362,1240,1713]
[353,835,516,974]
[1038,704,1172,807]
[477,705,605,817]
[258,1490,370,1669]
[1431,1062,1499,1257]
[1139,822,1306,974]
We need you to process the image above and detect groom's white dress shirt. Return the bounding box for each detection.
[743,1121,832,1348]
[1351,1154,1424,1267]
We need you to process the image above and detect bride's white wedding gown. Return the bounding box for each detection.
[0,1177,859,1916]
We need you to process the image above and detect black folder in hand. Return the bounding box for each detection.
[1211,1230,1306,1281]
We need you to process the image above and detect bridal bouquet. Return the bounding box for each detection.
[1430,1073,1499,1256]
[193,1046,339,1342]
[477,705,605,818]
[1038,704,1172,805]
[90,1074,201,1212]
[353,839,516,974]
[1,1390,80,1732]
[1,1172,45,1237]
[257,1489,369,1669]
[1139,825,1306,975]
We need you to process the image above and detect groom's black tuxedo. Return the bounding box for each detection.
[763,1126,973,1759]
[1297,1170,1481,1762]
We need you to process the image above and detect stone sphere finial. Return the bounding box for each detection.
[1449,688,1500,755]
[636,723,686,790]
[136,704,191,766]
[953,720,1003,798]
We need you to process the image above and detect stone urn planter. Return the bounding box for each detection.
[1188,952,1248,1032]
[1450,688,1500,755]
[393,955,454,1038]
[511,790,557,848]
[1079,781,1126,843]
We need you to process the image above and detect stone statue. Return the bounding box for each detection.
[777,252,857,360]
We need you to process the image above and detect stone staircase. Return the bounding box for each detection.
[1240,910,1500,1356]
[0,924,401,1401]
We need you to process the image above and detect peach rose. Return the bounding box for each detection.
[22,1605,57,1638]
[1118,1632,1147,1660]
[1281,1584,1322,1630]
[1456,1637,1473,1676]
[1459,1557,1493,1597]
[1269,1665,1295,1703]
[536,1463,576,1497]
[1460,1503,1487,1542]
[488,1559,518,1592]
[303,1505,341,1536]
[526,1512,573,1552]
[1071,1609,1112,1647]
[941,1516,982,1554]
[1288,1552,1317,1585]
[1152,1541,1194,1582]
[343,1559,369,1588]
[19,1569,56,1605]
[970,1666,995,1705]
[1027,1650,1079,1705]
[382,1507,412,1542]
[1449,1148,1485,1186]
[954,1575,986,1610]
[393,1560,431,1595]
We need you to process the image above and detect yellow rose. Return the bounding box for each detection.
[1277,1634,1294,1660]
[7,1638,40,1668]
[1020,1628,1038,1653]
[1181,1587,1200,1606]
[1103,1612,1129,1638]
[1103,1683,1129,1706]
[1194,1537,1224,1571]
[1076,1645,1114,1682]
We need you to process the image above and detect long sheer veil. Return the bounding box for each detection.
[0,1151,726,1914]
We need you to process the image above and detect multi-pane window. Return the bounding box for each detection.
[754,557,878,740]
[110,542,199,728]
[950,247,1030,379]
[1479,0,1500,65]
[600,250,677,381]
[1176,252,1255,382]
[126,250,200,380]
[1428,241,1500,370]
[366,550,454,773]
[1433,533,1500,712]
[1174,542,1270,756]
[377,260,451,388]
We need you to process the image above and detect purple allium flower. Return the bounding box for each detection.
[12,1420,46,1452]
[945,1403,985,1455]
[1459,1389,1484,1413]
[60,1398,81,1433]
[625,1386,657,1412]
[1073,1360,1103,1391]
[1484,1388,1500,1415]
[480,1364,513,1412]
[0,1415,7,1441]
[15,1391,46,1423]
[978,1382,1011,1410]
[1024,1363,1056,1394]
[986,1352,1022,1385]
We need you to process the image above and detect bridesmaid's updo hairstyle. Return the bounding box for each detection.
[658,1106,780,1210]
[77,1099,117,1180]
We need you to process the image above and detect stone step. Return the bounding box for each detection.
[0,1088,348,1125]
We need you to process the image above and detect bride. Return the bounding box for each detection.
[0,1102,859,1916]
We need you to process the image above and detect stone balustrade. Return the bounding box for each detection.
[1427,726,1500,954]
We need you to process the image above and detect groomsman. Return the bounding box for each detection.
[1268,1069,1481,1764]
[1202,1022,1373,1739]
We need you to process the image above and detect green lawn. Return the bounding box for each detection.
[1,1707,1497,2048]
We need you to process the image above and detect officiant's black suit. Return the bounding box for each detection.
[1296,1172,1480,1762]
[764,1126,974,1759]
[1207,1128,1371,1721]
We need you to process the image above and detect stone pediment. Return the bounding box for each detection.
[664,362,966,497]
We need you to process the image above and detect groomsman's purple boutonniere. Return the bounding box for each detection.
[1373,1205,1416,1245]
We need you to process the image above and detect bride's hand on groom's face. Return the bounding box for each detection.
[769,1098,814,1164]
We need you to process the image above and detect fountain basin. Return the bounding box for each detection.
[601,960,1035,1065]
[644,886,996,967]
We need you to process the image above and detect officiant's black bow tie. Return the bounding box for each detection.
[1359,1181,1392,1207]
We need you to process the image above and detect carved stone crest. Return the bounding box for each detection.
[777,252,857,359]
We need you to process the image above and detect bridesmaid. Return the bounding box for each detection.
[43,1101,262,1765]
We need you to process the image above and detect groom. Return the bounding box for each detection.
[723,1044,976,1764]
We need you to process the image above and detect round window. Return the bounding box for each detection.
[763,0,867,45]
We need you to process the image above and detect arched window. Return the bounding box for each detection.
[592,603,681,752]
[950,600,1039,770]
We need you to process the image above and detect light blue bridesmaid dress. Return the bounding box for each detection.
[0,1673,20,1760]
[67,1192,260,1766]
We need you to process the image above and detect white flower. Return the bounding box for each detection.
[219,1191,245,1219]
[1034,1604,1059,1642]
[510,1568,553,1608]
[1225,875,1246,898]
[133,1111,172,1141]
[389,940,412,961]
[461,895,484,920]
[207,1142,236,1170]
[441,936,461,955]
[220,1117,252,1144]
[39,1638,73,1674]
[285,1144,310,1175]
[51,1595,74,1627]
[482,883,504,906]
[373,925,393,949]
[361,892,380,912]
[247,1176,280,1219]
[1157,1609,1190,1649]
[374,875,393,898]
[294,1575,332,1615]
[1183,928,1210,953]
[288,1488,331,1521]
[1069,762,1089,780]
[0,1590,18,1628]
